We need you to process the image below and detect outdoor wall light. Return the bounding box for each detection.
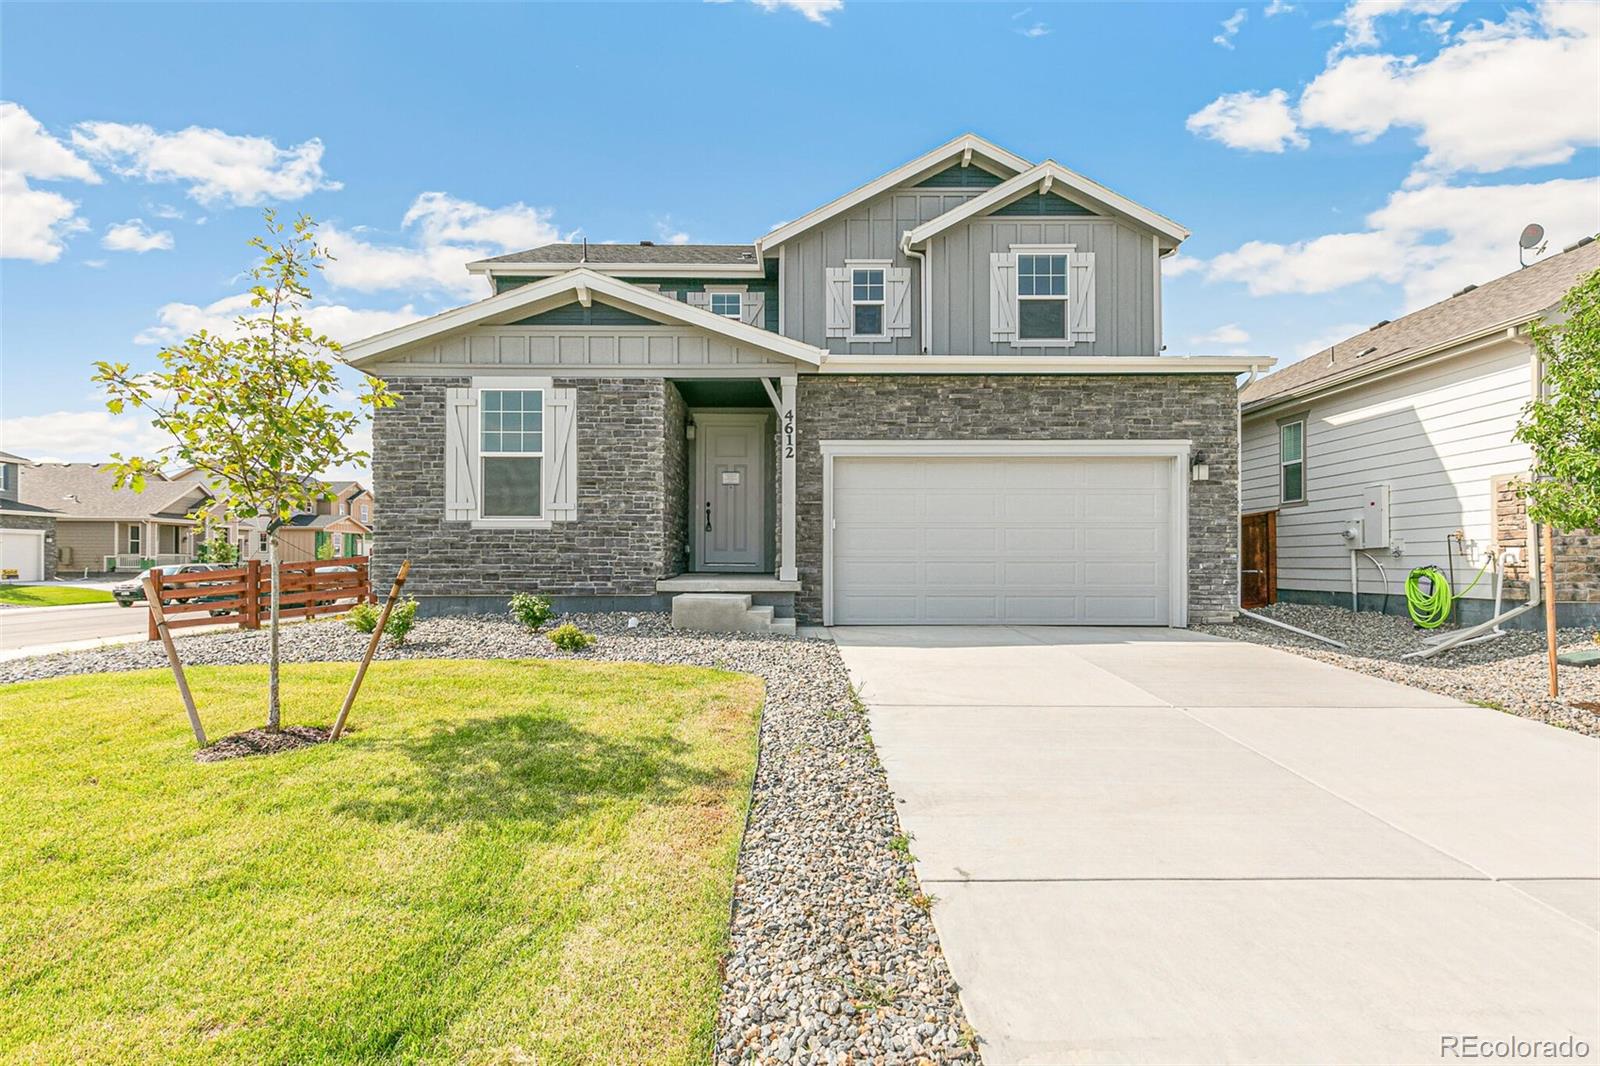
[1191,451,1210,482]
[685,417,697,441]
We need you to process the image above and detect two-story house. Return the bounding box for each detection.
[175,470,375,562]
[343,134,1270,629]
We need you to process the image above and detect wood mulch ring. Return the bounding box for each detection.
[195,725,330,763]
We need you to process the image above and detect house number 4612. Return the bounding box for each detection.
[783,409,795,459]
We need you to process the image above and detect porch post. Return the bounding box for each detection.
[779,375,798,582]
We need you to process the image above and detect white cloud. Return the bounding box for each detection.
[1186,89,1308,152]
[321,191,569,299]
[1332,0,1461,56]
[1214,7,1247,48]
[654,218,691,245]
[134,292,423,348]
[102,218,174,253]
[150,203,185,220]
[1,407,170,464]
[750,0,842,24]
[0,101,98,262]
[1161,253,1205,277]
[1191,323,1252,345]
[71,120,340,206]
[1264,0,1295,15]
[1017,21,1050,39]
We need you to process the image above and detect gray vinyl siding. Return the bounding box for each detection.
[1240,337,1534,603]
[929,217,1158,357]
[54,519,117,571]
[780,187,982,355]
[359,326,799,375]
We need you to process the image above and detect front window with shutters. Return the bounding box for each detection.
[851,267,886,337]
[709,292,742,319]
[1280,419,1306,504]
[480,389,543,518]
[1016,252,1069,341]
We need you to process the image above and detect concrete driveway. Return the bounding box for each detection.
[834,626,1599,1065]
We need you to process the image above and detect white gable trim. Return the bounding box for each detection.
[466,260,766,279]
[756,133,1031,253]
[342,268,826,368]
[903,161,1190,250]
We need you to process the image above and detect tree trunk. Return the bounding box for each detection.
[268,532,282,730]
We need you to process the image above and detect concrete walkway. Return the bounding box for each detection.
[833,626,1599,1065]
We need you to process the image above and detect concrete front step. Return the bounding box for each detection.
[670,592,794,636]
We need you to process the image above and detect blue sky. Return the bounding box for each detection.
[3,0,1596,474]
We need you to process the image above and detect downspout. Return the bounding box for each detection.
[901,232,930,354]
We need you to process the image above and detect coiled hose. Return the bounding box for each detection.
[1405,558,1491,629]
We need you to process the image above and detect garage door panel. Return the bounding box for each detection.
[1,532,45,582]
[832,456,1174,626]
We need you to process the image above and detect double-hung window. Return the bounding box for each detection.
[709,292,742,319]
[1280,419,1306,504]
[360,503,369,523]
[480,389,544,519]
[1016,252,1069,341]
[127,524,141,554]
[851,267,886,338]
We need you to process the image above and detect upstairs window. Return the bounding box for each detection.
[480,389,543,519]
[1016,253,1069,341]
[360,503,369,523]
[851,267,885,337]
[709,292,742,319]
[1280,419,1306,503]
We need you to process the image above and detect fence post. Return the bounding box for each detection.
[147,569,162,641]
[245,559,261,629]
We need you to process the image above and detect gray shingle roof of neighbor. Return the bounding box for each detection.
[474,243,761,266]
[0,450,31,464]
[1241,237,1600,410]
[16,463,210,520]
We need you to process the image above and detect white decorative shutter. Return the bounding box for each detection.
[544,387,578,521]
[825,267,850,338]
[686,291,710,310]
[444,387,478,521]
[740,291,767,329]
[885,267,912,338]
[989,252,1017,343]
[1069,252,1096,343]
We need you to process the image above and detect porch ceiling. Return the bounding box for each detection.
[674,379,772,407]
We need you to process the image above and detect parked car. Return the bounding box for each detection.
[112,563,222,607]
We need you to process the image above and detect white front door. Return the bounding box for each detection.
[0,531,45,581]
[831,455,1174,625]
[695,413,767,572]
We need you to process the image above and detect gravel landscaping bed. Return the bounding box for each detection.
[1197,603,1600,737]
[1,613,976,1063]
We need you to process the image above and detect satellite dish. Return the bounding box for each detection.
[1518,222,1547,268]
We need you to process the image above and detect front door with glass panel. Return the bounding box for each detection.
[694,412,766,571]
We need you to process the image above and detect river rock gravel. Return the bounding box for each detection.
[0,613,977,1063]
[1196,603,1600,737]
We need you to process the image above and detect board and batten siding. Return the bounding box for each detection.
[781,187,982,355]
[929,217,1157,357]
[1242,337,1535,602]
[360,326,798,376]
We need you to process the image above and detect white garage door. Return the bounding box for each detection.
[0,531,45,582]
[831,456,1174,625]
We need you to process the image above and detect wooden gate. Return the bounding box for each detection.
[1241,510,1277,609]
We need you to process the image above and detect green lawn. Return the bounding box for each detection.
[0,583,115,606]
[0,659,763,1065]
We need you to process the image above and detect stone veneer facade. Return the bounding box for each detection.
[791,374,1242,626]
[1493,473,1600,608]
[0,512,58,580]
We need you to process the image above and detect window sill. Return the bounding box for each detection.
[847,335,890,344]
[470,518,553,530]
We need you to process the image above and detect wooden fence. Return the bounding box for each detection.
[147,556,374,640]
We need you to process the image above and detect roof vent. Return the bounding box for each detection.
[1452,283,1478,297]
[1563,235,1596,253]
[639,240,655,247]
[739,250,755,260]
[1357,345,1378,358]
[1369,319,1390,330]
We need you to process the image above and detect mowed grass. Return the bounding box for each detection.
[0,583,114,606]
[0,659,763,1065]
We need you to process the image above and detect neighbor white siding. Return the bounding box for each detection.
[1241,337,1534,602]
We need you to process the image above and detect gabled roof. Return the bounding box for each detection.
[16,463,210,521]
[342,268,827,368]
[1241,237,1600,412]
[904,161,1189,251]
[286,512,372,532]
[471,243,760,267]
[756,133,1033,253]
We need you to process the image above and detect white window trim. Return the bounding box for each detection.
[1280,419,1306,504]
[1010,243,1074,347]
[706,286,744,320]
[127,523,141,554]
[476,385,551,528]
[818,438,1192,628]
[846,259,892,342]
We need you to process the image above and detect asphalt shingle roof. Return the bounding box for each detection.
[475,243,761,267]
[16,463,209,520]
[1242,238,1600,410]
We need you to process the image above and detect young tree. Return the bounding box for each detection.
[1516,267,1600,533]
[95,211,392,731]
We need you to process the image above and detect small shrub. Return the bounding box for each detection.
[344,597,418,646]
[509,592,555,631]
[547,623,596,652]
[345,602,379,633]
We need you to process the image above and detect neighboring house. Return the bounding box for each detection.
[343,133,1269,627]
[1239,237,1600,627]
[172,470,375,562]
[0,450,58,581]
[10,462,212,573]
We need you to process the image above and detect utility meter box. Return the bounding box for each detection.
[1356,484,1391,549]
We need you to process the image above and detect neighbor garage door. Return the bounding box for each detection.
[830,456,1173,625]
[0,531,45,582]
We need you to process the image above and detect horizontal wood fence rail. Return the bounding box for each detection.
[147,556,374,639]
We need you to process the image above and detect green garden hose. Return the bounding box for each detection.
[1404,559,1491,629]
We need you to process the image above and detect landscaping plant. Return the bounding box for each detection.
[1516,266,1600,533]
[194,535,239,564]
[546,623,597,652]
[509,592,555,631]
[94,211,392,732]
